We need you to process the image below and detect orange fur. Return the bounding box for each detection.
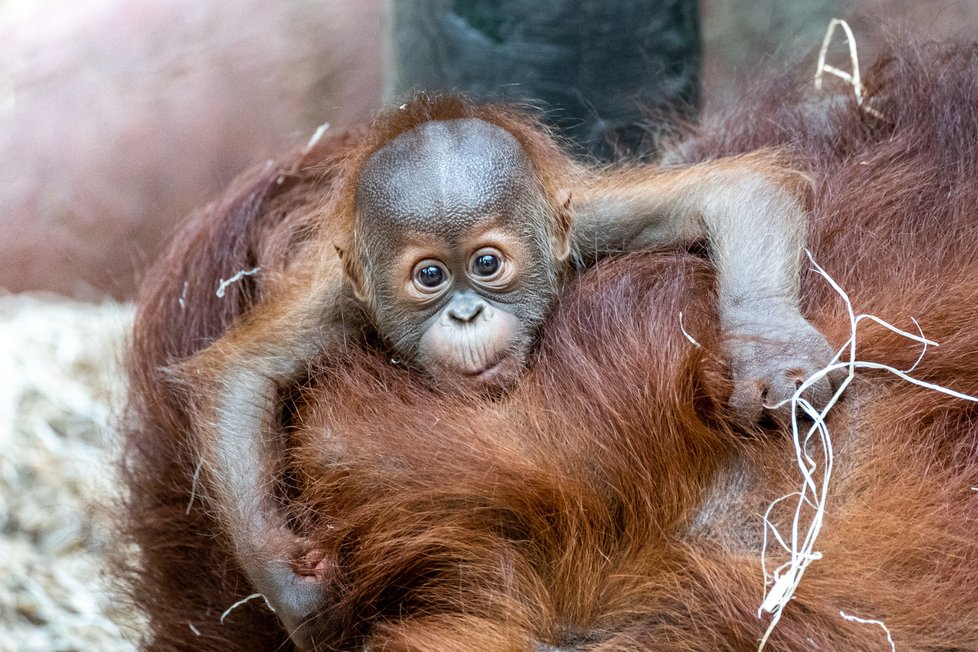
[117,42,978,650]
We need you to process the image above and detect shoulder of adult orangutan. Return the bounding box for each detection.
[132,126,362,371]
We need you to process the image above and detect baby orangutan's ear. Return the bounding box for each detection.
[335,245,368,303]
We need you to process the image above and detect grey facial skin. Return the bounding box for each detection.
[354,119,560,385]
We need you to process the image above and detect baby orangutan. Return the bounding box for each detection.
[176,96,834,646]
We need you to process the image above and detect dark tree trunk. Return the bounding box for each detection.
[386,0,700,160]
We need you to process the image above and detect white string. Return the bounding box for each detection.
[757,251,977,650]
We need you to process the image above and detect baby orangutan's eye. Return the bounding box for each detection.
[472,253,500,277]
[415,263,447,290]
[469,248,506,283]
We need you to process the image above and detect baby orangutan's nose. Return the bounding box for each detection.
[447,292,486,324]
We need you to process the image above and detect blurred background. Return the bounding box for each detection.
[2,0,976,299]
[1,1,976,649]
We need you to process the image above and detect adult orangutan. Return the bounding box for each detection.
[163,92,832,645]
[119,41,978,651]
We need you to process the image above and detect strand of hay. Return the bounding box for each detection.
[840,610,897,651]
[215,266,261,298]
[304,121,331,152]
[814,18,886,120]
[219,592,275,624]
[677,311,702,349]
[756,253,978,650]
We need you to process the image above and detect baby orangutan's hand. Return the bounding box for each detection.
[723,301,840,426]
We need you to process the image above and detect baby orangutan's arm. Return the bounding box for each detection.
[573,152,834,422]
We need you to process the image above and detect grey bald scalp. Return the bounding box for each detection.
[355,118,537,239]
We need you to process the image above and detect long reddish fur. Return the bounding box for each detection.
[119,42,978,650]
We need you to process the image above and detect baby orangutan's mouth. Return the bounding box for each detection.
[457,355,523,393]
[465,360,501,380]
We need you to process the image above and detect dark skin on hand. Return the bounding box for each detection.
[175,97,835,648]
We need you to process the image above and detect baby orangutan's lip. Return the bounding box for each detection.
[466,361,501,380]
[458,357,522,392]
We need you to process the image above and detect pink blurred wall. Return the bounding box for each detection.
[0,0,382,298]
